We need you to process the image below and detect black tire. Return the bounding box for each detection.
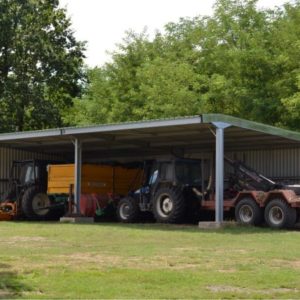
[264,198,297,229]
[21,187,51,220]
[235,197,263,226]
[116,197,140,223]
[47,205,66,220]
[153,186,185,223]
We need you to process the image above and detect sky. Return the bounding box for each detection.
[59,0,292,67]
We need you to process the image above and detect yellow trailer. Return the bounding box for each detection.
[47,164,140,196]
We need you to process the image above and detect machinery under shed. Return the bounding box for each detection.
[1,114,300,228]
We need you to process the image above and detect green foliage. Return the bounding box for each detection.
[134,58,201,119]
[65,0,300,131]
[0,0,86,132]
[281,75,300,130]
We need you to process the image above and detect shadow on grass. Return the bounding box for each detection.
[95,222,278,234]
[0,263,31,299]
[9,219,300,235]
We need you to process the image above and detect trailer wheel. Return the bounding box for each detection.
[117,197,139,223]
[235,198,263,226]
[264,198,297,229]
[22,187,51,220]
[153,186,185,223]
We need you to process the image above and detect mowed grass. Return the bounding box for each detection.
[0,222,300,299]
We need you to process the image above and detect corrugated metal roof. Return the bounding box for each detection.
[0,113,299,142]
[0,115,202,141]
[0,114,299,161]
[202,114,300,142]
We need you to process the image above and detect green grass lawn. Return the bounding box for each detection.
[0,222,300,299]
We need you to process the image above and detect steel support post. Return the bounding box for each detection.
[215,127,224,223]
[74,138,82,214]
[212,122,230,224]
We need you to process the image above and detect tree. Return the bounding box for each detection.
[0,0,85,132]
[270,1,300,129]
[67,0,300,131]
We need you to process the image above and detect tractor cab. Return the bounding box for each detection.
[2,160,49,203]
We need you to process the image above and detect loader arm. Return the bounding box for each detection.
[225,157,278,192]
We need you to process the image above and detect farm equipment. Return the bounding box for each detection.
[0,161,140,221]
[222,157,300,229]
[47,164,141,217]
[0,160,65,221]
[116,158,210,224]
[116,157,300,229]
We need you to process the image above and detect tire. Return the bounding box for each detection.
[235,197,263,226]
[153,186,185,223]
[116,197,140,223]
[264,198,297,229]
[21,187,51,220]
[47,205,66,220]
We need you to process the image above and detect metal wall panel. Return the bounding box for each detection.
[187,147,300,184]
[225,148,300,184]
[0,147,61,196]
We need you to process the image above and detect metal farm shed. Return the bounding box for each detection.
[1,113,300,223]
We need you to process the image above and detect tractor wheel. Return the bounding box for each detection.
[235,197,263,226]
[22,187,51,221]
[264,198,297,229]
[117,197,140,223]
[153,186,185,223]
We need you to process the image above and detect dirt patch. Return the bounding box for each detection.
[1,236,48,245]
[53,252,202,270]
[272,259,300,269]
[266,288,299,293]
[207,285,246,293]
[207,285,299,295]
[0,290,13,299]
[59,252,122,266]
[174,247,201,252]
[215,248,249,255]
[218,268,236,273]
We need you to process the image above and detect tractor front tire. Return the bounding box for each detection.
[22,187,51,221]
[153,186,185,223]
[235,197,263,226]
[264,198,297,229]
[117,197,140,223]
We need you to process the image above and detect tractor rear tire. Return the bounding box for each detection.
[235,197,263,226]
[153,186,185,223]
[22,187,51,221]
[117,197,140,223]
[264,198,297,229]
